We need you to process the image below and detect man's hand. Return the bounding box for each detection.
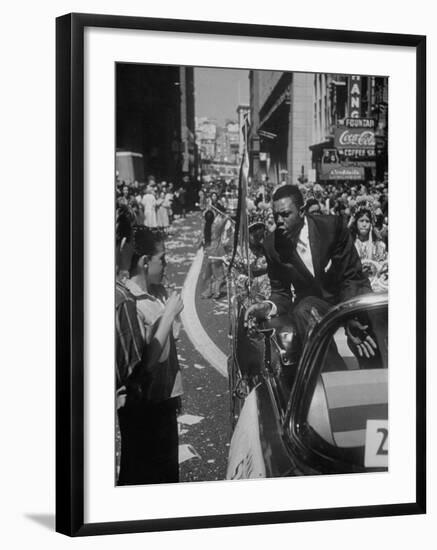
[116,385,127,409]
[346,318,377,358]
[244,302,273,330]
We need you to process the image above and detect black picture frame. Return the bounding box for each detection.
[56,12,426,537]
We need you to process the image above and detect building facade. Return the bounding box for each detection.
[249,71,313,186]
[248,70,388,187]
[116,64,197,186]
[196,116,242,182]
[311,74,388,184]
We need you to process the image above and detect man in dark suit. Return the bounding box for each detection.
[246,184,376,359]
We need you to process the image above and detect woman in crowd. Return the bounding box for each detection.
[131,198,145,226]
[349,204,388,293]
[350,205,387,263]
[141,185,157,228]
[156,190,170,233]
[118,226,184,485]
[165,183,175,224]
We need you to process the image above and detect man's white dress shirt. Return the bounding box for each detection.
[295,217,315,276]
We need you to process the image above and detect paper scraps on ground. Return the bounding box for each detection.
[178,444,201,464]
[178,413,204,426]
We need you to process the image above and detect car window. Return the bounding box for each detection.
[305,305,388,469]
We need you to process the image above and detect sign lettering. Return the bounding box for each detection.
[334,124,376,157]
[319,163,365,181]
[345,118,375,128]
[348,75,362,118]
[338,148,376,159]
[338,130,375,147]
[364,420,389,468]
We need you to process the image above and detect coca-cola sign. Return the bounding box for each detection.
[334,125,376,150]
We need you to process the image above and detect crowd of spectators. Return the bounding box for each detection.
[116,175,190,233]
[198,175,389,294]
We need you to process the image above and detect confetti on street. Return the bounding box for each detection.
[178,444,201,464]
[178,414,204,426]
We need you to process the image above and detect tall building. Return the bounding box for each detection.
[196,117,217,160]
[237,104,250,156]
[249,71,313,186]
[195,117,241,182]
[116,64,197,185]
[225,120,240,163]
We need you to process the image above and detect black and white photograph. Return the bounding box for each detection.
[114,64,389,486]
[2,0,433,545]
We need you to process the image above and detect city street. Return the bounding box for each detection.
[166,211,232,482]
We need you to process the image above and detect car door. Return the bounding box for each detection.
[284,294,389,475]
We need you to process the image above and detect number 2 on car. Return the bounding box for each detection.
[364,420,388,468]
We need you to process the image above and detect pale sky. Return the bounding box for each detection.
[194,67,250,125]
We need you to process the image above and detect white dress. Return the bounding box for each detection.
[156,196,170,228]
[141,193,157,228]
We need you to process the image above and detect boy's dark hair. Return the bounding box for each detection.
[129,226,164,274]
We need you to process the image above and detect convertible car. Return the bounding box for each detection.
[225,229,388,480]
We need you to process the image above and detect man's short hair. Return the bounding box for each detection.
[272,184,304,209]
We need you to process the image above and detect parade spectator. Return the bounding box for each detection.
[349,205,387,264]
[198,188,206,211]
[121,226,184,484]
[121,184,130,204]
[210,191,219,207]
[142,184,157,228]
[380,216,389,250]
[156,190,170,232]
[255,182,266,207]
[305,198,322,215]
[165,183,175,224]
[203,201,215,247]
[115,205,149,485]
[172,186,181,218]
[176,185,187,218]
[201,203,233,299]
[115,205,143,389]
